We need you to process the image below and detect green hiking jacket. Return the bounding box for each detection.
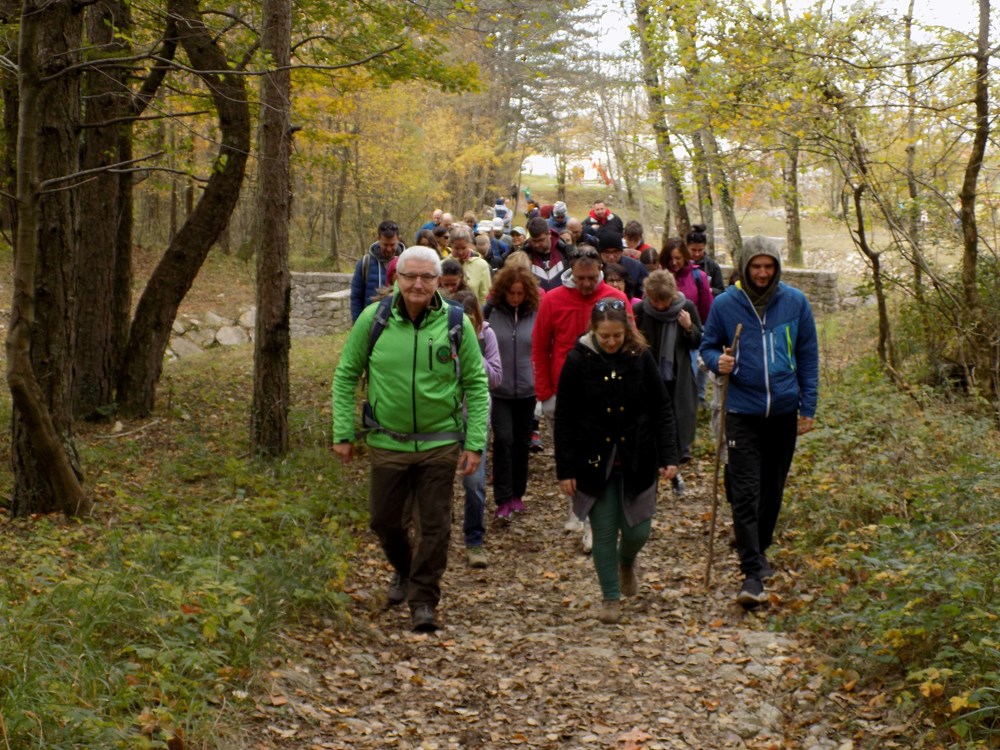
[332,292,489,453]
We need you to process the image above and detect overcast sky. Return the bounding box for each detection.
[590,0,988,48]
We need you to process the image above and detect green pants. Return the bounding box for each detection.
[589,476,652,601]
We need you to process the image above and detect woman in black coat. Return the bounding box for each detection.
[554,298,679,624]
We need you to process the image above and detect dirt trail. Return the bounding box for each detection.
[249,449,862,750]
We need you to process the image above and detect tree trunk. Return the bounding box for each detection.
[958,0,989,320]
[702,128,741,262]
[74,0,133,419]
[691,129,716,256]
[7,0,90,516]
[117,0,250,417]
[783,136,803,266]
[330,144,349,267]
[251,0,292,456]
[634,0,690,238]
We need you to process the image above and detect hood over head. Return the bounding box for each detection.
[738,235,782,314]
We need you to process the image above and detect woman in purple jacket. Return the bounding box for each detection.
[659,237,713,328]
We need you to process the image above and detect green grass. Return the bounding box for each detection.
[0,335,366,749]
[777,311,1000,746]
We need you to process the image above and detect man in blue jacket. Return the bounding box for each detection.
[700,236,818,609]
[350,220,405,322]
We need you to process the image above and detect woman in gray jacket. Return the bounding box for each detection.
[485,265,541,522]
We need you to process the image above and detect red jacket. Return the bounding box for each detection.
[531,279,632,402]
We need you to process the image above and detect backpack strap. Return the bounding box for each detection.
[361,253,371,286]
[446,303,464,382]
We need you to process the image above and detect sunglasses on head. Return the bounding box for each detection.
[593,298,626,312]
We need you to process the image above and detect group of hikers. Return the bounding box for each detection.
[334,197,819,632]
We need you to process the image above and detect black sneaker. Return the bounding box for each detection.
[410,604,438,632]
[736,577,767,609]
[760,557,775,580]
[672,474,686,496]
[387,573,409,606]
[529,430,543,452]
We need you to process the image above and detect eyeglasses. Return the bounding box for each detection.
[593,298,626,312]
[397,272,439,282]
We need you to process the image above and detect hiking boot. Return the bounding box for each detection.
[564,509,584,533]
[620,563,638,597]
[410,604,438,632]
[597,599,621,624]
[494,501,513,523]
[736,577,767,609]
[509,497,526,514]
[581,521,593,554]
[467,545,488,568]
[529,430,543,452]
[387,572,409,606]
[672,474,686,497]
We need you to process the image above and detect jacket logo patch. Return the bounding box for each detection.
[436,346,452,364]
[728,438,737,448]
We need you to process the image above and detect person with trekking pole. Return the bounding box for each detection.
[699,237,818,609]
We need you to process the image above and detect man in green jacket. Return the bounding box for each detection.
[332,246,489,633]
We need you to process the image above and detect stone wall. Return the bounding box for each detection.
[290,272,354,338]
[287,267,841,342]
[720,266,839,313]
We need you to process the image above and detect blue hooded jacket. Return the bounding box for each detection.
[700,242,818,418]
[350,241,403,322]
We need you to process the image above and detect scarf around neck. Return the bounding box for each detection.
[641,294,686,381]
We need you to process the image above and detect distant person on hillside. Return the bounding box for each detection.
[350,220,405,322]
[700,237,818,610]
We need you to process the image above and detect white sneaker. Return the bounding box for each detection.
[581,521,593,554]
[564,509,584,533]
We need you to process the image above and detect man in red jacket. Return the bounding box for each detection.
[532,248,632,552]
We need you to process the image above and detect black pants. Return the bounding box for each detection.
[368,443,460,607]
[490,396,536,505]
[723,411,798,580]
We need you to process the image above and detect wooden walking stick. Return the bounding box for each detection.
[704,323,742,588]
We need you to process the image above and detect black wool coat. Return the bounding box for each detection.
[554,334,679,500]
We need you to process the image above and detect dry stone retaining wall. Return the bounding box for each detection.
[167,267,838,361]
[720,266,839,313]
[290,272,353,338]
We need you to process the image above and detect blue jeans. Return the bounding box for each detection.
[462,448,487,547]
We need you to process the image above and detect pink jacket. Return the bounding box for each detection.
[674,263,713,325]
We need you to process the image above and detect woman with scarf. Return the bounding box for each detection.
[634,270,702,492]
